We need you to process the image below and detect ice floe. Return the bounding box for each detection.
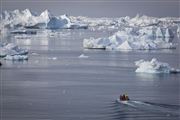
[135,58,180,74]
[83,26,175,50]
[0,43,28,60]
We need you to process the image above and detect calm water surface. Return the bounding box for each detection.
[0,29,180,120]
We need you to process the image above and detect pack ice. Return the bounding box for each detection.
[0,43,28,60]
[0,9,87,29]
[135,58,180,74]
[83,27,175,50]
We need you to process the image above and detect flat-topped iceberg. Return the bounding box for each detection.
[83,26,175,50]
[135,58,180,74]
[0,43,28,60]
[0,9,88,29]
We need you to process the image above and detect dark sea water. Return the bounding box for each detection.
[0,29,180,120]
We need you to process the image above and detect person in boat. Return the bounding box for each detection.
[0,61,2,66]
[120,94,130,101]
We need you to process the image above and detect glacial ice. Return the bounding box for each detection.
[1,9,179,32]
[71,14,180,31]
[83,27,175,50]
[0,43,28,60]
[135,58,180,74]
[0,9,88,29]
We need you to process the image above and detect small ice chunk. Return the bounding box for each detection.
[78,54,89,58]
[48,57,57,60]
[31,52,39,56]
[52,57,57,60]
[135,58,180,74]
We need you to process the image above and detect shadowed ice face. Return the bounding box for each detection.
[1,0,180,17]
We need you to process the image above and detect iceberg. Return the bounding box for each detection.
[0,9,88,29]
[128,15,160,27]
[135,58,180,74]
[83,26,175,50]
[1,9,179,31]
[0,43,28,60]
[71,14,180,31]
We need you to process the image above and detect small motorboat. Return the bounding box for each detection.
[119,94,130,101]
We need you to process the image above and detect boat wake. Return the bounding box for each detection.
[115,99,180,116]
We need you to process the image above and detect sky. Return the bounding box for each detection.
[0,0,180,17]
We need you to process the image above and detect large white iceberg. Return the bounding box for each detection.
[0,9,88,29]
[1,9,179,31]
[135,58,180,74]
[83,26,175,50]
[0,43,28,61]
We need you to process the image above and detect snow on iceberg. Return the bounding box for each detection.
[135,58,180,74]
[0,9,88,29]
[0,43,28,59]
[83,26,175,50]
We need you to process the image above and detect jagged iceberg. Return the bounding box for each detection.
[83,26,175,50]
[71,14,180,31]
[135,58,180,74]
[0,9,88,29]
[1,9,179,33]
[0,43,28,60]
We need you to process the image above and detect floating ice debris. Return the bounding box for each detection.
[78,54,89,58]
[0,9,88,29]
[135,58,180,74]
[47,56,57,60]
[31,52,39,56]
[83,27,175,50]
[11,29,37,35]
[4,55,28,61]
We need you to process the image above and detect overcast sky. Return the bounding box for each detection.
[1,0,180,17]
